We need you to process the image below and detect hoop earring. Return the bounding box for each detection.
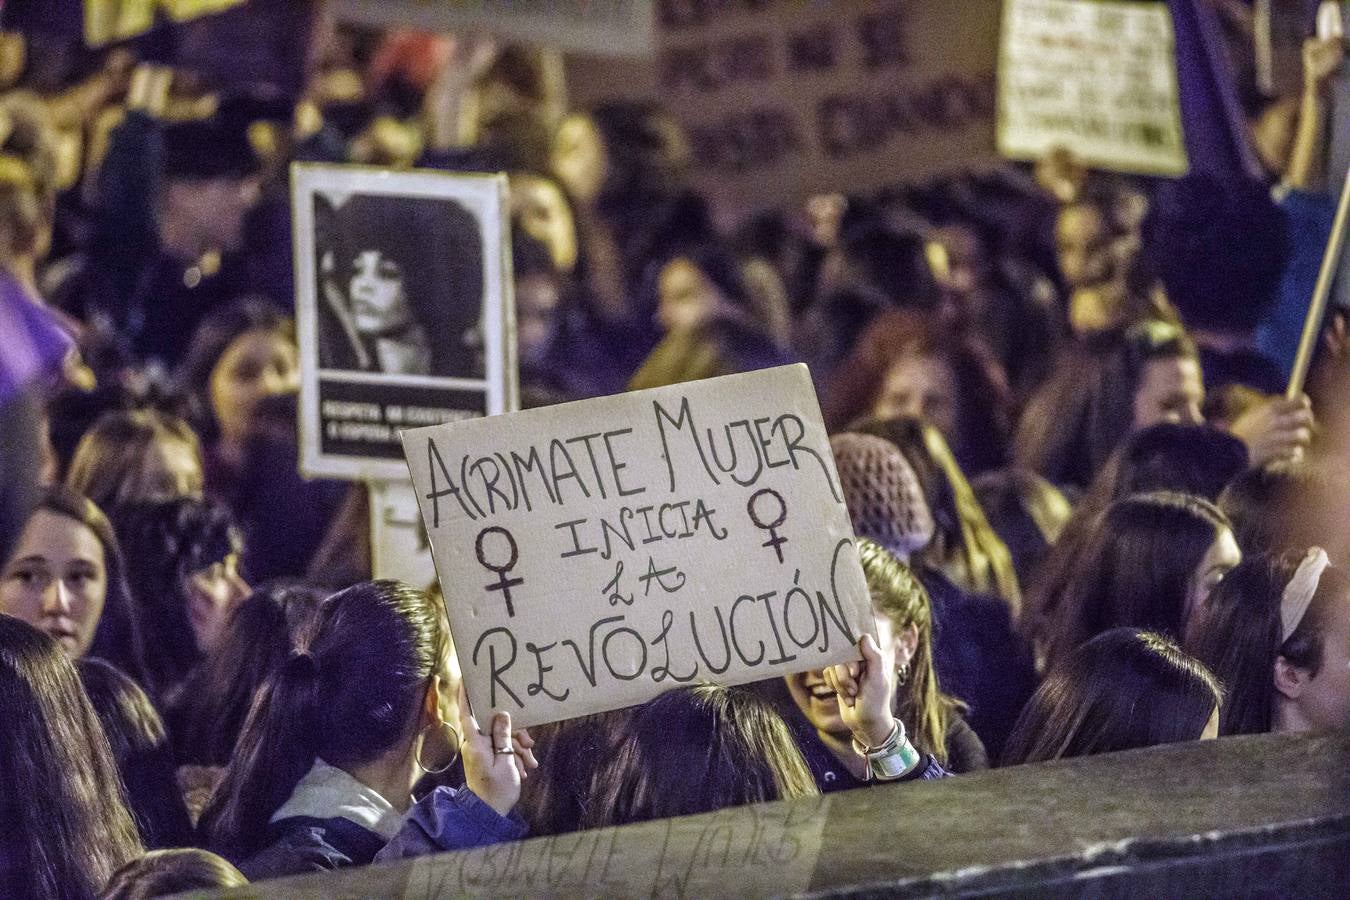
[415,721,462,775]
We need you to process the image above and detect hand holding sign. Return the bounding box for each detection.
[825,634,898,750]
[458,685,537,817]
[402,365,875,728]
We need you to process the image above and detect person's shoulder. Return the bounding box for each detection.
[943,713,990,773]
[377,787,527,863]
[239,816,385,880]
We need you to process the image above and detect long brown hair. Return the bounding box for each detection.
[1014,321,1197,491]
[856,539,965,765]
[1002,628,1221,766]
[199,581,445,860]
[0,615,143,898]
[825,310,1012,475]
[1036,492,1231,672]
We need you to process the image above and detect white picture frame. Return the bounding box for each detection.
[291,163,517,481]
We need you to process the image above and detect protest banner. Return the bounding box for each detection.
[292,164,517,482]
[642,0,1000,217]
[0,0,244,47]
[997,0,1189,177]
[328,0,655,58]
[401,365,877,727]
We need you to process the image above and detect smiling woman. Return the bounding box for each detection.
[779,538,978,791]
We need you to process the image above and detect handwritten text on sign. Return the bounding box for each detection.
[997,0,1188,176]
[654,0,1001,214]
[402,365,874,727]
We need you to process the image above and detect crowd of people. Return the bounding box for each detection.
[0,8,1348,898]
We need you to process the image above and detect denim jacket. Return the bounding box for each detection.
[376,786,528,862]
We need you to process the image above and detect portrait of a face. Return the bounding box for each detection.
[313,192,485,378]
[349,249,412,335]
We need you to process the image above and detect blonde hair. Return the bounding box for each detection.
[66,409,203,509]
[920,423,1022,613]
[856,538,965,765]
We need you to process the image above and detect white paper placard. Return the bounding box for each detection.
[401,365,875,727]
[292,164,517,481]
[997,0,1189,176]
[328,0,655,58]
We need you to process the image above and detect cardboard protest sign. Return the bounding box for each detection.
[643,0,1001,217]
[328,0,655,58]
[997,0,1189,176]
[401,365,876,727]
[293,164,517,481]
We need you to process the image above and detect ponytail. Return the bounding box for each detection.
[199,581,445,862]
[199,647,323,860]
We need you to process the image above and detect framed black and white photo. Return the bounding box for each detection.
[292,164,516,481]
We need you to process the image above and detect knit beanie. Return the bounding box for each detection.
[830,432,934,561]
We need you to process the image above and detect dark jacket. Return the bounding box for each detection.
[239,787,525,880]
[376,787,528,862]
[240,815,387,881]
[918,568,1038,762]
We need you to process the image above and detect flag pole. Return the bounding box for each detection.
[1287,166,1350,399]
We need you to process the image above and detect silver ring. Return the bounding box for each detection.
[494,746,514,755]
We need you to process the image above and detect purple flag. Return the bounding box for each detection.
[1169,0,1267,179]
[0,275,73,405]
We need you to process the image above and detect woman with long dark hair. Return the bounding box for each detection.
[1186,549,1350,735]
[0,615,143,898]
[1,485,143,679]
[176,297,299,487]
[167,581,325,766]
[783,538,985,782]
[1024,424,1249,661]
[1034,492,1240,673]
[200,580,535,877]
[110,497,249,701]
[1016,321,1313,492]
[1014,321,1204,491]
[76,658,194,849]
[582,684,818,828]
[1002,628,1222,766]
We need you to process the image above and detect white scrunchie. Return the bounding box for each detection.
[1281,547,1330,642]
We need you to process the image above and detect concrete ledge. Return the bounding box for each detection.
[220,730,1349,898]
